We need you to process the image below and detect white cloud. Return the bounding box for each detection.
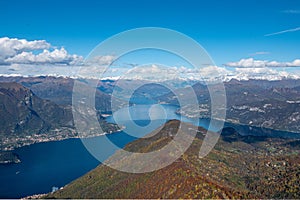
[282,10,300,14]
[265,27,300,36]
[225,58,300,68]
[86,55,116,65]
[198,65,228,76]
[235,67,278,76]
[99,64,230,83]
[0,37,50,52]
[2,60,300,82]
[1,36,300,82]
[123,64,179,81]
[0,37,50,64]
[232,67,299,81]
[0,37,82,65]
[6,47,82,65]
[225,58,267,68]
[249,51,270,56]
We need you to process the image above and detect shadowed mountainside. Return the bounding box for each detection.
[0,82,72,137]
[0,81,120,151]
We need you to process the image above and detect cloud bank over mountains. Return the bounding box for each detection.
[1,36,300,82]
[0,37,83,65]
[225,58,300,68]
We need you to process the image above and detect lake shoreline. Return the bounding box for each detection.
[2,104,300,199]
[0,128,124,165]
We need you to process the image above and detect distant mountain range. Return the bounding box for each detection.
[1,76,300,198]
[46,120,300,199]
[1,75,300,151]
[0,82,72,141]
[158,79,300,133]
[0,78,120,151]
[0,76,113,110]
[2,75,300,135]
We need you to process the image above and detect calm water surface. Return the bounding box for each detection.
[1,104,297,198]
[0,104,211,198]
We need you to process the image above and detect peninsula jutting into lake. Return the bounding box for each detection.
[1,0,300,199]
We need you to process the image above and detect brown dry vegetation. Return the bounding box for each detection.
[47,120,300,199]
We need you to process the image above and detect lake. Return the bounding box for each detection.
[0,104,211,198]
[1,104,299,198]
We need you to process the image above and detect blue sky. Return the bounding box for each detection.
[1,0,299,64]
[0,0,300,81]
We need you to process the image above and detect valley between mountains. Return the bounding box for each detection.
[1,76,300,158]
[0,76,300,198]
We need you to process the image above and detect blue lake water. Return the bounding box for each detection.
[0,131,140,198]
[1,104,299,198]
[0,104,211,198]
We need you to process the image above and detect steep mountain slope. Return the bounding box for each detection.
[0,82,120,151]
[158,79,300,133]
[0,82,72,137]
[0,76,114,112]
[47,120,300,199]
[4,76,300,127]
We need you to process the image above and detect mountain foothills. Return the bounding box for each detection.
[0,77,120,154]
[14,76,300,134]
[46,120,300,199]
[0,76,300,197]
[159,79,300,133]
[2,75,300,153]
[0,76,114,110]
[0,82,72,148]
